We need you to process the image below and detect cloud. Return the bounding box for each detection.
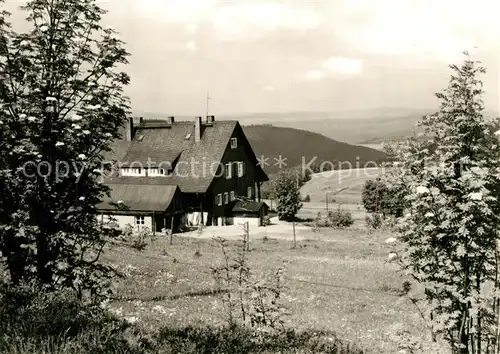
[131,0,214,23]
[185,40,197,51]
[328,0,499,61]
[322,57,363,76]
[304,70,325,81]
[184,23,198,34]
[304,57,363,81]
[210,3,321,41]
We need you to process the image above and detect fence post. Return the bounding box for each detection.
[169,216,174,245]
[245,221,250,251]
[292,220,296,248]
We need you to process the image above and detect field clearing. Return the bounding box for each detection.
[265,168,388,225]
[103,227,445,354]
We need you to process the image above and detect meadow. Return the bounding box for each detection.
[99,168,448,354]
[103,227,443,353]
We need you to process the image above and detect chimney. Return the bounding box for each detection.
[194,116,202,142]
[167,116,175,125]
[206,115,215,125]
[126,117,134,141]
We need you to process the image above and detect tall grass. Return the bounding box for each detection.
[0,283,365,354]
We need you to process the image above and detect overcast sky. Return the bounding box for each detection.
[6,0,500,116]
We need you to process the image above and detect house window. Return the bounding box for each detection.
[230,137,237,148]
[237,162,244,177]
[135,216,145,225]
[149,168,166,177]
[216,194,222,206]
[247,186,253,199]
[121,167,145,177]
[225,163,232,179]
[230,191,235,201]
[223,192,229,204]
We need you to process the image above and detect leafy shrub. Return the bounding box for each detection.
[155,325,364,354]
[365,212,383,232]
[122,226,153,251]
[210,236,286,332]
[0,283,146,354]
[361,178,405,217]
[302,194,311,202]
[327,207,354,229]
[272,171,303,221]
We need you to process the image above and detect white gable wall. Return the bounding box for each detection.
[99,214,153,232]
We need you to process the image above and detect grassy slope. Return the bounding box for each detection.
[242,125,387,174]
[103,230,445,354]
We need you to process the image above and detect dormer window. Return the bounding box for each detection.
[230,137,237,149]
[149,168,167,177]
[121,167,145,177]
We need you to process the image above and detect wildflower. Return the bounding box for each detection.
[152,305,167,314]
[388,252,398,262]
[19,114,26,119]
[79,196,85,201]
[45,97,57,102]
[125,316,139,324]
[83,130,90,135]
[416,186,429,195]
[385,237,397,244]
[27,116,37,122]
[424,212,434,218]
[55,141,64,147]
[468,192,483,201]
[77,153,86,160]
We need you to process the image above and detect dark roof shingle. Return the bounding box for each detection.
[105,119,267,193]
[97,184,178,212]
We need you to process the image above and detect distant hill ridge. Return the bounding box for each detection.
[134,109,499,144]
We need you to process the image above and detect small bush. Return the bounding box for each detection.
[365,213,383,232]
[0,283,146,354]
[327,207,354,229]
[302,194,311,202]
[155,325,364,354]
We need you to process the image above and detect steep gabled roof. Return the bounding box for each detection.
[105,119,268,193]
[97,184,179,212]
[120,122,194,167]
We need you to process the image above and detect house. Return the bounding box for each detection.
[97,184,184,233]
[98,115,269,231]
[232,200,269,227]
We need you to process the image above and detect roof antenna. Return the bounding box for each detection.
[206,91,211,118]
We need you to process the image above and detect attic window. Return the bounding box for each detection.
[230,137,237,148]
[137,135,144,141]
[185,133,192,140]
